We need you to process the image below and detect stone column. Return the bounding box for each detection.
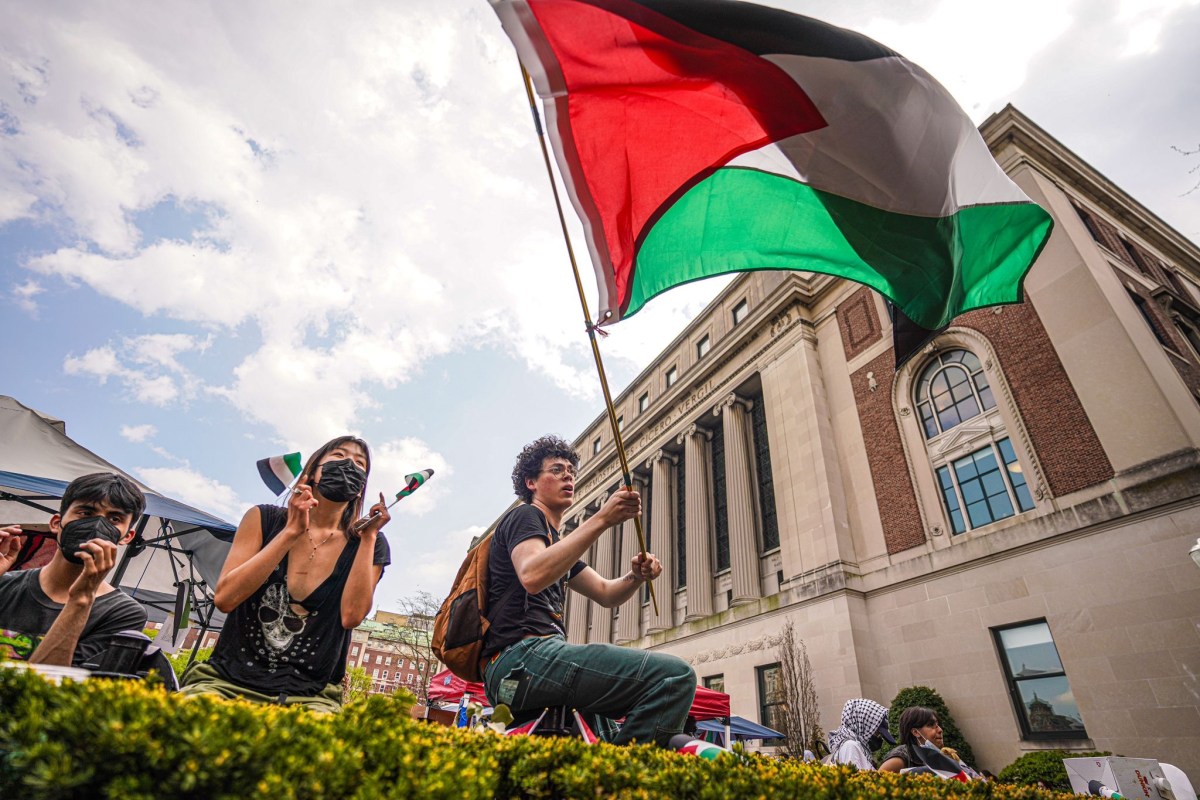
[714,393,762,604]
[646,450,676,631]
[617,476,648,644]
[678,424,714,620]
[591,494,614,643]
[565,512,590,644]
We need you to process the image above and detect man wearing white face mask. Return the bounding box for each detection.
[0,473,147,667]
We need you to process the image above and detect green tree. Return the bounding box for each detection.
[876,685,977,769]
[343,665,373,705]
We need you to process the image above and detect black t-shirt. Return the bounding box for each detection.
[482,503,585,659]
[882,744,915,767]
[0,567,148,667]
[208,505,391,696]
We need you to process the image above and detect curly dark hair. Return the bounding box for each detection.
[511,435,579,503]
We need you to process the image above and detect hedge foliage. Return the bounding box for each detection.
[0,668,1082,800]
[998,750,1111,792]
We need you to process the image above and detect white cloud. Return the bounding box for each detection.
[11,279,44,315]
[134,464,246,522]
[367,437,453,518]
[120,423,157,443]
[377,523,484,605]
[62,333,209,406]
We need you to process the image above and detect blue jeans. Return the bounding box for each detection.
[483,635,696,748]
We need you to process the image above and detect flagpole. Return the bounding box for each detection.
[518,64,659,617]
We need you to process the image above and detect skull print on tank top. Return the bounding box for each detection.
[207,504,390,696]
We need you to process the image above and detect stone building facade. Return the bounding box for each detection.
[534,106,1200,776]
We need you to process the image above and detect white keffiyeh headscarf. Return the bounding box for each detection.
[827,698,889,757]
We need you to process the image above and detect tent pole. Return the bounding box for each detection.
[111,514,151,587]
[517,62,658,615]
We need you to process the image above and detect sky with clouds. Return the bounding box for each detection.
[2,0,1197,613]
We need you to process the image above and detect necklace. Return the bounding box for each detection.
[305,526,339,561]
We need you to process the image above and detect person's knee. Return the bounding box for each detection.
[651,653,695,695]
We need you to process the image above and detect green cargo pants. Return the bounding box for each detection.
[484,635,695,747]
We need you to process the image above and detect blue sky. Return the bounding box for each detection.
[2,0,1198,612]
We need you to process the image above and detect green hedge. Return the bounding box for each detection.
[0,668,1080,800]
[998,750,1111,792]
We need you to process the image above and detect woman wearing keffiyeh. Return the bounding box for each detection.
[823,698,896,770]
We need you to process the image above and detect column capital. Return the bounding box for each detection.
[645,449,678,470]
[712,392,753,417]
[676,423,712,446]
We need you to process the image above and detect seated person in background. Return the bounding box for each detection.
[879,706,943,772]
[0,473,148,667]
[179,437,391,713]
[481,435,696,748]
[823,698,896,770]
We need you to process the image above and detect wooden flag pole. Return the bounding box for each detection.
[519,64,659,617]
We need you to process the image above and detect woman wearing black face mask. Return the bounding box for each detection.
[180,436,392,712]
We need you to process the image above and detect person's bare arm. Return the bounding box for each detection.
[567,552,662,608]
[28,539,116,666]
[341,493,389,628]
[214,481,315,612]
[510,491,640,594]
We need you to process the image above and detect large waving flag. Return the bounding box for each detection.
[489,0,1052,358]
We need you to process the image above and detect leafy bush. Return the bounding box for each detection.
[165,646,212,680]
[0,667,1082,800]
[878,686,977,769]
[998,750,1111,792]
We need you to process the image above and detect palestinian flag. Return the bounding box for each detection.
[396,469,435,501]
[256,452,302,496]
[490,0,1052,360]
[908,744,972,782]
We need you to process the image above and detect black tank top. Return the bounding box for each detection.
[209,505,390,696]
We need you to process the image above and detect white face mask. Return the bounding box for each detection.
[915,733,939,751]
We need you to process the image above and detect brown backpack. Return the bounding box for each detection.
[432,517,527,683]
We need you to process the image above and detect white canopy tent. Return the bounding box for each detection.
[0,395,235,640]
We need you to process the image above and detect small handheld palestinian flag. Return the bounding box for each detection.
[397,469,434,500]
[350,468,436,533]
[257,452,302,496]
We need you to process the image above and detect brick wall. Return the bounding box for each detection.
[956,300,1113,496]
[837,286,883,360]
[849,347,926,554]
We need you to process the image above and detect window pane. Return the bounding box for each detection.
[975,375,996,410]
[999,622,1064,673]
[937,466,965,535]
[919,403,938,438]
[962,351,981,371]
[937,405,963,431]
[965,499,993,528]
[1015,676,1087,734]
[960,479,985,504]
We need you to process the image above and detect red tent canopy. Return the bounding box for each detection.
[426,669,487,705]
[689,685,731,721]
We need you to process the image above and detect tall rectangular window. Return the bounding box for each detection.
[696,335,711,359]
[711,423,730,572]
[638,392,649,413]
[756,663,786,746]
[993,620,1087,740]
[750,392,779,552]
[666,366,678,388]
[593,437,601,455]
[937,438,1034,534]
[704,674,725,693]
[676,448,687,590]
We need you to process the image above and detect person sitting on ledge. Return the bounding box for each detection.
[481,435,696,748]
[0,473,148,667]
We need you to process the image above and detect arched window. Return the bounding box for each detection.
[915,349,996,438]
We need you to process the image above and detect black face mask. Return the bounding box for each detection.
[59,517,122,565]
[316,458,367,503]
